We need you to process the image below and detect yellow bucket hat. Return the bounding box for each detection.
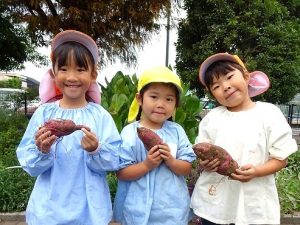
[128,66,183,123]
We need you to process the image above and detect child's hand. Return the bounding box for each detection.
[143,145,163,170]
[81,128,99,152]
[158,143,175,167]
[199,158,220,172]
[35,127,57,153]
[230,164,256,182]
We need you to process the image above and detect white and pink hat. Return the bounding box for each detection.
[39,30,101,104]
[199,53,270,97]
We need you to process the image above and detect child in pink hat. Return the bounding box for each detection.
[16,30,121,225]
[191,53,297,225]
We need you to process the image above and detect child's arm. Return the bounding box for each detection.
[16,108,56,177]
[231,158,287,182]
[159,143,193,176]
[117,145,162,181]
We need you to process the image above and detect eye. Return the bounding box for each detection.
[59,66,67,71]
[211,85,219,91]
[77,67,86,72]
[166,97,174,102]
[227,74,234,80]
[150,95,157,99]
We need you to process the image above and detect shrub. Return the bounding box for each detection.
[276,149,300,214]
[0,109,34,212]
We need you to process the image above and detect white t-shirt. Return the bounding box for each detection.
[191,101,297,225]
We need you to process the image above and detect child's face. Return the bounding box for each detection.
[209,68,253,111]
[137,83,177,129]
[53,53,96,107]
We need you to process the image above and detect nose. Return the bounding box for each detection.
[66,70,78,81]
[222,82,231,92]
[156,99,165,108]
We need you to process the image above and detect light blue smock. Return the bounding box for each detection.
[113,121,196,225]
[16,102,121,225]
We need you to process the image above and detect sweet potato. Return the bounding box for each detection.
[42,119,90,137]
[193,142,239,176]
[137,127,162,151]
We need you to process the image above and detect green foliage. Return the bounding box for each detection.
[0,109,28,167]
[107,172,118,203]
[0,109,34,212]
[175,83,202,143]
[100,71,138,132]
[176,0,300,104]
[276,149,300,214]
[0,167,35,212]
[0,1,47,71]
[0,77,22,89]
[3,0,172,67]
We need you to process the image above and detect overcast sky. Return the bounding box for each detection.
[14,9,185,86]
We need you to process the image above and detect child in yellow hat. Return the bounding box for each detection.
[113,66,196,225]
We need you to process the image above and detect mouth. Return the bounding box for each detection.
[65,84,81,88]
[225,90,236,99]
[153,111,165,116]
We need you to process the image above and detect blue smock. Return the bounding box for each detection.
[113,121,196,225]
[16,102,121,225]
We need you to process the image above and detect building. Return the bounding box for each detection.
[0,72,39,89]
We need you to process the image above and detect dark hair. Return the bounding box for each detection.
[136,82,180,121]
[52,41,96,73]
[204,60,245,89]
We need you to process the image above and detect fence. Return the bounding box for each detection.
[277,104,300,126]
[0,88,39,118]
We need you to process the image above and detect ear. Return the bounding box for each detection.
[49,69,56,79]
[244,71,250,82]
[136,93,143,106]
[91,70,97,81]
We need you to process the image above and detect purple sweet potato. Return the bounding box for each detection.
[193,142,239,176]
[42,119,90,137]
[137,127,163,151]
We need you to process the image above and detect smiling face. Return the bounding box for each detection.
[52,42,96,108]
[137,83,178,129]
[209,67,254,111]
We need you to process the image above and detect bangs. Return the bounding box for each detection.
[52,42,94,70]
[204,61,244,87]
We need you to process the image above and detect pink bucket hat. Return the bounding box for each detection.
[51,30,99,63]
[39,30,101,103]
[199,53,270,97]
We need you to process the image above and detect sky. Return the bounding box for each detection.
[14,10,185,86]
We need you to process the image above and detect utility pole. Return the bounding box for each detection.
[165,4,171,67]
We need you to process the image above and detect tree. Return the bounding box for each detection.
[0,1,45,71]
[3,0,174,67]
[175,0,300,104]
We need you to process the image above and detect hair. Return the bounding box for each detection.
[52,41,96,76]
[136,82,180,121]
[203,60,245,94]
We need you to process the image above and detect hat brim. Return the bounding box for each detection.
[51,30,99,63]
[199,53,240,85]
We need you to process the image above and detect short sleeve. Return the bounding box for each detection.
[264,104,297,160]
[118,124,139,169]
[195,109,218,144]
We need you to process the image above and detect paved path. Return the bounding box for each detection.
[1,212,299,225]
[0,213,121,225]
